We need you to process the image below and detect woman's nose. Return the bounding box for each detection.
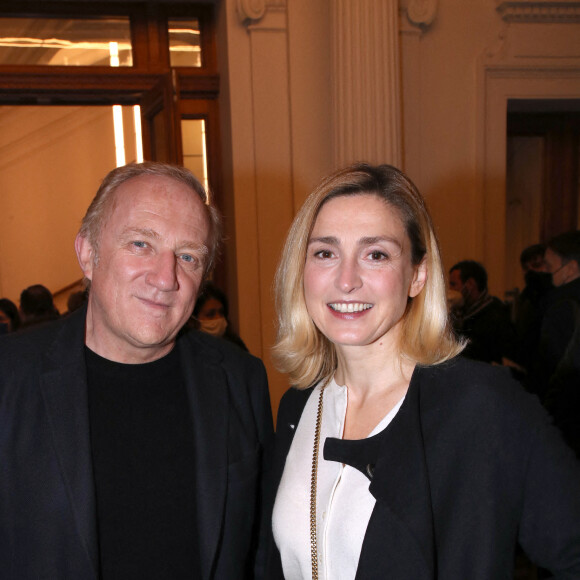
[335,258,362,293]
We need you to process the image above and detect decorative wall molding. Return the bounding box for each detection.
[236,0,286,26]
[407,0,438,28]
[236,0,266,25]
[332,0,402,166]
[496,0,580,23]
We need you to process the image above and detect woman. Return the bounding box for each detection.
[191,282,248,351]
[261,164,580,579]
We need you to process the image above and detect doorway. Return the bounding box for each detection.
[505,99,580,295]
[0,2,222,308]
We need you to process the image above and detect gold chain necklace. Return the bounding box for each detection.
[310,379,329,580]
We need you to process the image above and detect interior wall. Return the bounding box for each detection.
[218,0,580,414]
[401,0,580,298]
[217,0,333,415]
[0,106,116,307]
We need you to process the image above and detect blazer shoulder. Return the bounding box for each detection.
[415,356,548,429]
[0,309,85,366]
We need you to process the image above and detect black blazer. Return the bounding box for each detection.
[0,307,273,580]
[261,358,580,579]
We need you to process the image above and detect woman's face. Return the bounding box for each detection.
[303,194,425,352]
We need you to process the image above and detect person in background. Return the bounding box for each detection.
[529,230,580,456]
[192,282,248,351]
[0,162,273,580]
[260,163,580,579]
[19,283,60,329]
[65,289,88,315]
[448,260,518,365]
[0,298,20,334]
[514,243,552,371]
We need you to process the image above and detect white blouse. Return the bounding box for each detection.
[272,378,404,580]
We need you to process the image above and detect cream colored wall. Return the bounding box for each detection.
[218,0,580,415]
[0,106,116,309]
[401,1,580,296]
[217,0,333,415]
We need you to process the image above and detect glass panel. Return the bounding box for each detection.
[0,105,142,308]
[181,119,208,190]
[168,18,201,67]
[0,17,132,66]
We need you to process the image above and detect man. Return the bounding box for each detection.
[514,243,552,370]
[530,230,580,455]
[0,162,273,579]
[449,260,518,364]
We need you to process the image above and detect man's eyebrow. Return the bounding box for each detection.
[121,227,208,254]
[121,227,159,240]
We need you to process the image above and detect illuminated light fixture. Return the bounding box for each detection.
[110,42,125,167]
[133,105,143,163]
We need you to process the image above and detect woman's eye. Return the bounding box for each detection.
[314,249,333,259]
[369,250,388,260]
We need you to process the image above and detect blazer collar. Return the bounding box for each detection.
[178,332,229,580]
[39,307,99,578]
[39,314,232,580]
[323,367,436,577]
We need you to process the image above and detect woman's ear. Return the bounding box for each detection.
[75,234,95,282]
[409,257,427,298]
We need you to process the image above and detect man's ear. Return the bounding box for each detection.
[409,258,427,298]
[75,234,95,282]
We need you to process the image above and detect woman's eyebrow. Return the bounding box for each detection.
[308,236,340,246]
[359,236,402,249]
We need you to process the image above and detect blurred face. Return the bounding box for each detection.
[448,269,464,293]
[76,174,210,363]
[0,310,11,333]
[197,297,225,321]
[544,248,578,287]
[303,194,426,353]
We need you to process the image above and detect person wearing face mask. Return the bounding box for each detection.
[528,230,580,455]
[192,283,248,351]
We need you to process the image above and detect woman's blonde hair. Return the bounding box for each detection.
[273,163,463,389]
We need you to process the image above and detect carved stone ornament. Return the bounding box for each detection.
[496,0,580,22]
[236,0,267,24]
[407,0,438,27]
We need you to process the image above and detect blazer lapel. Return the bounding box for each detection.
[179,334,229,580]
[364,369,435,577]
[38,309,99,578]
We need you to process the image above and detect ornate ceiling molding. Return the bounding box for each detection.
[496,1,580,23]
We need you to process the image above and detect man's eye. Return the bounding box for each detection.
[179,254,198,266]
[132,241,147,249]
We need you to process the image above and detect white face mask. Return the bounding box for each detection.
[199,316,228,337]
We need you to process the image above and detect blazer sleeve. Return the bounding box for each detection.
[517,412,580,578]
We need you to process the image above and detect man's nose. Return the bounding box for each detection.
[335,257,362,293]
[146,251,179,291]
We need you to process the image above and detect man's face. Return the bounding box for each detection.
[76,175,210,363]
[448,269,464,293]
[544,247,577,288]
